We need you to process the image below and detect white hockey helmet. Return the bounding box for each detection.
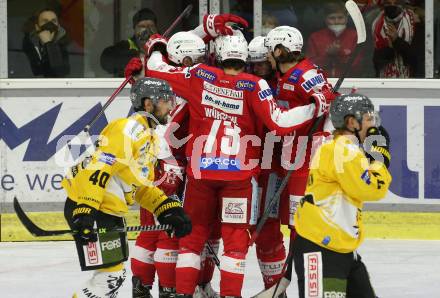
[264,26,303,53]
[248,36,268,62]
[166,31,206,65]
[217,30,248,62]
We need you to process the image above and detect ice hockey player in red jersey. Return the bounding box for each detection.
[251,25,337,294]
[125,14,329,297]
[131,30,219,298]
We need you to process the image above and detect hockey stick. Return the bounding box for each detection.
[205,241,221,269]
[250,0,366,246]
[83,4,194,134]
[13,197,172,237]
[163,4,193,37]
[84,76,132,134]
[250,1,366,297]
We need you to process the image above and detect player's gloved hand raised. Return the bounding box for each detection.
[72,204,97,244]
[124,57,143,84]
[153,196,192,238]
[203,14,249,38]
[364,126,391,168]
[310,92,330,117]
[144,33,168,57]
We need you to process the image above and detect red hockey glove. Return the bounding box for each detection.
[144,33,168,57]
[155,159,185,197]
[310,92,330,117]
[203,14,248,38]
[124,57,143,84]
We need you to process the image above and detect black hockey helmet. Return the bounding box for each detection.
[330,93,375,129]
[130,77,174,112]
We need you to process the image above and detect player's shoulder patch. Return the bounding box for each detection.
[98,152,116,165]
[195,66,217,82]
[257,79,274,101]
[361,170,371,185]
[288,69,303,83]
[236,80,256,91]
[301,69,325,92]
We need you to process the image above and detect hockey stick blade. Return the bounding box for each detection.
[13,197,172,237]
[346,0,366,44]
[13,197,71,236]
[251,278,290,298]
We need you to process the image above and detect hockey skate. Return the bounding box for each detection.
[132,276,153,298]
[194,282,220,298]
[159,285,177,298]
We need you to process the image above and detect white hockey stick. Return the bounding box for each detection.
[251,1,366,297]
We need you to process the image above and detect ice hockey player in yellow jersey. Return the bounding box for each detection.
[293,93,392,298]
[62,77,192,298]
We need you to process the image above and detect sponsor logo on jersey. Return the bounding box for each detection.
[301,73,325,92]
[124,119,146,141]
[236,80,256,91]
[283,83,295,91]
[204,107,238,125]
[258,88,273,101]
[361,170,371,185]
[140,166,149,178]
[259,261,284,275]
[288,69,303,83]
[101,239,121,251]
[305,252,322,297]
[199,157,240,171]
[202,91,244,115]
[86,242,100,265]
[222,197,247,223]
[98,152,116,165]
[203,81,243,99]
[195,68,217,82]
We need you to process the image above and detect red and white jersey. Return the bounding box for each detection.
[275,58,337,176]
[147,53,319,181]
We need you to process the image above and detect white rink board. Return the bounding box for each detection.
[1,79,440,207]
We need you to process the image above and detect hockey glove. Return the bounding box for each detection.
[364,126,391,168]
[155,159,186,196]
[203,14,248,38]
[310,92,330,117]
[153,196,192,238]
[124,57,143,84]
[72,204,98,244]
[144,34,168,57]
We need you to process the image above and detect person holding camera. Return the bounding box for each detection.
[22,8,70,77]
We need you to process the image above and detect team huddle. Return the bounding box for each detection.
[62,13,392,298]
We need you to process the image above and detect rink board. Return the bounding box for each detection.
[2,210,440,242]
[1,79,440,241]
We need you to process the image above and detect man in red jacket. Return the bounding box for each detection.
[306,2,362,77]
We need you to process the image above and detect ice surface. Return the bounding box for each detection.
[1,239,439,298]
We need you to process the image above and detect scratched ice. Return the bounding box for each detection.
[0,240,439,298]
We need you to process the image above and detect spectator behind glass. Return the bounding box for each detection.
[22,8,70,78]
[100,8,158,77]
[261,14,279,36]
[306,3,362,77]
[372,0,419,77]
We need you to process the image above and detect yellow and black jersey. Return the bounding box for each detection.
[294,135,392,253]
[62,113,167,216]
